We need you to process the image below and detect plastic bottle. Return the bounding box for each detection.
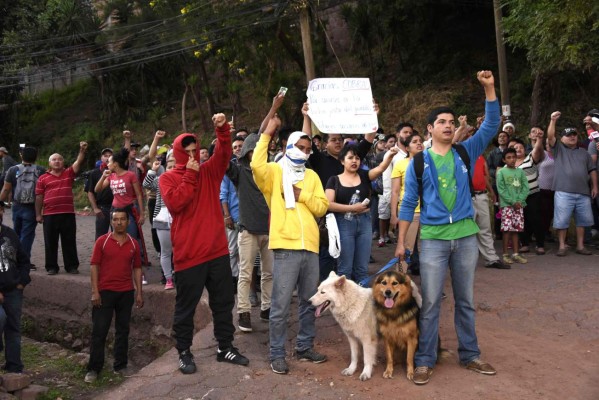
[345,190,361,221]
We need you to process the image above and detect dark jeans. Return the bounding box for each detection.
[173,255,235,352]
[519,191,545,248]
[0,289,24,372]
[42,213,79,272]
[95,205,111,240]
[11,203,37,259]
[147,198,161,254]
[87,290,134,373]
[539,189,555,236]
[370,195,380,235]
[318,243,337,282]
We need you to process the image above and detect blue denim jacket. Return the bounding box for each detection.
[400,100,500,226]
[219,175,239,223]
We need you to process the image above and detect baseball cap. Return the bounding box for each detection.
[130,142,141,148]
[0,147,7,153]
[561,127,578,137]
[101,147,113,154]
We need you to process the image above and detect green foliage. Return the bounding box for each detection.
[503,0,599,73]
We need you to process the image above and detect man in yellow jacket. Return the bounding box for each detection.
[251,106,329,375]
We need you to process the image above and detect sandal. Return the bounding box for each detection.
[556,248,567,257]
[519,246,530,253]
[535,247,545,255]
[576,248,592,255]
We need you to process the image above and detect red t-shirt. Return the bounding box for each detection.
[472,156,487,191]
[109,171,138,208]
[35,167,76,215]
[91,233,141,292]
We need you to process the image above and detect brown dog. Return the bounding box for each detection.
[372,270,420,380]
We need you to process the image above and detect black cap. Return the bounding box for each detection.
[101,147,113,155]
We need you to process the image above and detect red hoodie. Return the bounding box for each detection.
[159,125,232,272]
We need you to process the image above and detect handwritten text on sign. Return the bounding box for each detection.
[306,78,378,134]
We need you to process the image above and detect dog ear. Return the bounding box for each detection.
[328,271,338,278]
[335,275,347,288]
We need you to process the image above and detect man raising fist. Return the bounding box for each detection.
[159,114,249,375]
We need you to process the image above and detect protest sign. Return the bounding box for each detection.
[306,78,378,134]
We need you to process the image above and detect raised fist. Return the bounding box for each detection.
[212,113,227,128]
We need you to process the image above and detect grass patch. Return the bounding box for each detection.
[21,340,124,400]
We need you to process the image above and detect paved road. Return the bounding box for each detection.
[5,210,598,399]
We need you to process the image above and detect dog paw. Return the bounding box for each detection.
[407,371,414,381]
[341,368,355,376]
[359,372,372,381]
[383,369,393,379]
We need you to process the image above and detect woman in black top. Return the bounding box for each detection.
[325,144,397,283]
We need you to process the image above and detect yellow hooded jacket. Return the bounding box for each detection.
[251,134,328,254]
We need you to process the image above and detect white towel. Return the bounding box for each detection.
[326,213,341,259]
[277,131,311,209]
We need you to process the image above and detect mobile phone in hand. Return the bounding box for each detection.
[278,87,288,96]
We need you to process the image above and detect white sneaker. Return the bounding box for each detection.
[84,370,98,383]
[142,275,148,285]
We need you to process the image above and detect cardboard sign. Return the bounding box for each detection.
[306,78,378,134]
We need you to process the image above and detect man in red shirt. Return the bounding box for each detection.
[35,142,87,275]
[160,113,249,375]
[84,209,143,383]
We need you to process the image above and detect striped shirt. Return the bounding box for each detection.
[35,167,76,215]
[517,153,539,195]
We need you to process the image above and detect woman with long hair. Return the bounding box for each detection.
[390,133,424,270]
[325,144,397,283]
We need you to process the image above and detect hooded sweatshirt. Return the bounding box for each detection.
[159,126,232,271]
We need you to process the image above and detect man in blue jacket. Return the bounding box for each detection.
[396,70,500,385]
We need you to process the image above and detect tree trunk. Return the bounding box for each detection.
[181,83,189,132]
[198,62,216,116]
[189,84,210,133]
[530,72,557,127]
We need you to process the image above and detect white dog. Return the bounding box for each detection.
[309,271,378,381]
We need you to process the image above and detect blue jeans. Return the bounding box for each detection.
[415,235,481,367]
[0,289,24,372]
[269,250,318,361]
[335,212,372,283]
[11,203,37,259]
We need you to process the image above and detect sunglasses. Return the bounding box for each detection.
[562,128,578,137]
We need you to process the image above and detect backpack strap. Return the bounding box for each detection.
[413,151,425,205]
[452,144,474,198]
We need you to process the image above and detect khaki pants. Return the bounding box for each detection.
[473,193,500,264]
[237,230,273,314]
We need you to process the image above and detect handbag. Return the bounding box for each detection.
[153,205,172,225]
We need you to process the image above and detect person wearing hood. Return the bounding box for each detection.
[159,113,249,375]
[226,132,273,333]
[0,200,31,373]
[251,101,329,375]
[220,136,244,293]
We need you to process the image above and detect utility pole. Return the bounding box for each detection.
[299,1,315,84]
[493,0,510,119]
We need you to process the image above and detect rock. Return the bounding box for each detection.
[0,393,17,399]
[13,385,49,400]
[55,331,64,342]
[0,373,31,392]
[71,339,83,351]
[63,333,73,343]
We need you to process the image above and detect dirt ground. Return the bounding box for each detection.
[10,210,599,399]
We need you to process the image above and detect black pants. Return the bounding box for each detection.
[95,205,112,240]
[42,213,79,272]
[87,290,134,373]
[148,198,161,254]
[519,191,545,248]
[173,255,235,352]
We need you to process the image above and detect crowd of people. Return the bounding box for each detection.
[0,70,598,386]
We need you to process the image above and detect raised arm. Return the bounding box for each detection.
[530,128,545,164]
[368,147,398,180]
[547,111,560,148]
[95,169,111,193]
[301,102,312,136]
[72,142,88,174]
[148,130,166,162]
[259,93,285,134]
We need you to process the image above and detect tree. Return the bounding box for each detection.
[502,0,599,124]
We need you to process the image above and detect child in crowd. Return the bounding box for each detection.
[496,148,529,264]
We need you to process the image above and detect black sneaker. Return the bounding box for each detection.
[260,308,270,322]
[238,312,252,332]
[296,348,327,363]
[47,269,58,275]
[486,260,511,270]
[178,349,197,374]
[217,347,249,366]
[270,358,289,374]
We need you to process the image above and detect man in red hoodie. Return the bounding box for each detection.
[160,113,249,374]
